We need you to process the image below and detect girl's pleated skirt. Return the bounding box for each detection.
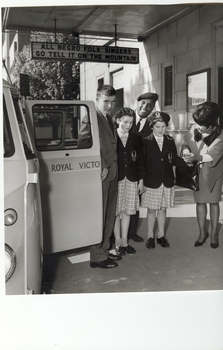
[116,177,139,216]
[141,184,175,210]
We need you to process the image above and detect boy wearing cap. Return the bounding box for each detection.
[128,92,158,242]
[141,111,186,248]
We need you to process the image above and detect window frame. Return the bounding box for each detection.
[32,103,93,151]
[186,68,211,124]
[161,59,175,111]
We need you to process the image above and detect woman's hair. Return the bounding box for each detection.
[96,84,116,98]
[192,102,221,127]
[113,107,135,128]
[149,111,170,127]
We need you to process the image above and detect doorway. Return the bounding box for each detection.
[111,69,124,116]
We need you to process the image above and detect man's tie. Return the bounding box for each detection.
[157,137,163,151]
[106,114,114,135]
[136,118,142,133]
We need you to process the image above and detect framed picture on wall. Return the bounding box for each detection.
[186,68,211,124]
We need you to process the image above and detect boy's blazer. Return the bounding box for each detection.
[97,108,118,182]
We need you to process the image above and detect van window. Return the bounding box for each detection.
[32,104,93,151]
[12,96,35,159]
[3,96,15,158]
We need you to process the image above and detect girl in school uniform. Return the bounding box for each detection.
[113,107,146,255]
[141,111,186,249]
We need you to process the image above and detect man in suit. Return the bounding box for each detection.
[128,92,159,242]
[88,85,121,268]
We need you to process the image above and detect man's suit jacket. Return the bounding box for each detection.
[183,125,223,192]
[131,116,152,140]
[97,108,117,182]
[117,131,146,182]
[77,109,117,182]
[143,133,186,188]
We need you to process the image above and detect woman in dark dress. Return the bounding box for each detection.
[182,102,223,248]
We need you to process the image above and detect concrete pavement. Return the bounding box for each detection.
[41,187,223,294]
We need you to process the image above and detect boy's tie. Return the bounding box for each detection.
[106,114,114,135]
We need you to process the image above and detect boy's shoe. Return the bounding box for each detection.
[108,253,122,261]
[90,259,118,269]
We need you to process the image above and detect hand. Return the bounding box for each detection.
[182,153,193,163]
[101,168,109,181]
[182,148,191,156]
[138,180,145,195]
[183,153,201,163]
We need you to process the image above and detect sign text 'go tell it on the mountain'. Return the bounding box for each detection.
[31,42,139,64]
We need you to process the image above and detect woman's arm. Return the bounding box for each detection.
[166,139,188,167]
[206,138,223,167]
[184,153,213,163]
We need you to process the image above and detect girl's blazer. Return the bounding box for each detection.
[183,126,223,192]
[143,133,186,189]
[117,131,146,182]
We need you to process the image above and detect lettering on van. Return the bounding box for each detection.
[52,163,73,172]
[79,161,100,169]
[51,161,100,172]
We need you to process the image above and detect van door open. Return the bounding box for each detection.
[25,101,103,254]
[4,79,43,294]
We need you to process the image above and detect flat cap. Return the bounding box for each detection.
[137,92,158,102]
[149,111,170,125]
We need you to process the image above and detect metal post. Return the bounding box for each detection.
[115,24,117,46]
[54,19,57,43]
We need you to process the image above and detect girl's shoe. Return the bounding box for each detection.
[210,234,219,249]
[194,232,209,247]
[116,246,126,256]
[211,241,219,249]
[124,245,136,254]
[157,237,169,247]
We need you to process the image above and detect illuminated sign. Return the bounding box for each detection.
[31,42,139,64]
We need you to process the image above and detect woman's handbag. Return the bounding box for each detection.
[175,162,199,191]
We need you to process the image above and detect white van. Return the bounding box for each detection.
[3,79,43,294]
[4,79,103,294]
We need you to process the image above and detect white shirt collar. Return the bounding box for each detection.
[153,134,164,141]
[135,110,147,131]
[117,129,128,138]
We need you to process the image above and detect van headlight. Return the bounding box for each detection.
[5,244,16,282]
[4,209,18,226]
